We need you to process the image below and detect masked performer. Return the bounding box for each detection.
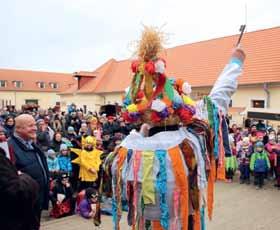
[109,26,245,230]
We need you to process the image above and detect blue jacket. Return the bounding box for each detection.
[47,157,59,172]
[58,155,72,173]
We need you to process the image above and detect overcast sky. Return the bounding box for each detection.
[0,0,279,73]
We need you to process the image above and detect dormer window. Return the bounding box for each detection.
[13,80,23,88]
[37,82,45,89]
[49,82,58,89]
[0,80,7,88]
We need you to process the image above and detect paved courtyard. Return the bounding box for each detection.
[41,181,280,230]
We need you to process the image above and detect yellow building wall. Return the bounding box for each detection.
[60,94,104,113]
[0,91,60,110]
[103,93,123,105]
[189,84,280,127]
[230,84,280,127]
[59,84,280,127]
[0,91,15,108]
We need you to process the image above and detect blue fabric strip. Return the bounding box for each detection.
[112,197,118,230]
[200,206,206,230]
[155,150,169,230]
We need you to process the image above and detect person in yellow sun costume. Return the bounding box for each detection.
[71,136,102,190]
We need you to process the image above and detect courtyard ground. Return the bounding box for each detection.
[41,180,280,230]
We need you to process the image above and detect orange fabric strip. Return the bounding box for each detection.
[207,158,216,220]
[193,210,201,230]
[152,220,165,230]
[168,146,189,230]
[116,147,128,230]
[194,189,201,230]
[217,111,226,181]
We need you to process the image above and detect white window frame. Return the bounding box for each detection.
[37,82,45,89]
[13,80,23,88]
[50,82,58,89]
[0,80,7,88]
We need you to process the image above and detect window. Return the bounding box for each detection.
[251,100,265,108]
[13,81,23,88]
[50,82,58,89]
[0,80,7,88]
[25,99,38,105]
[37,82,45,88]
[229,99,233,108]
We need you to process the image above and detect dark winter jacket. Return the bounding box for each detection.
[8,135,50,210]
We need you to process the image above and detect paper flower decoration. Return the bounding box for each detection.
[177,107,193,122]
[182,82,192,95]
[145,61,156,75]
[127,104,138,113]
[151,99,166,112]
[182,95,195,106]
[131,60,140,73]
[123,98,131,106]
[151,111,161,123]
[155,59,165,74]
[159,107,169,118]
[125,86,130,94]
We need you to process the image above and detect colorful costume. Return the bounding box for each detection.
[107,27,245,230]
[71,136,102,185]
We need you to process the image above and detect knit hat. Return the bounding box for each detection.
[60,143,68,151]
[36,119,44,125]
[242,137,250,146]
[67,126,75,132]
[47,149,56,156]
[255,141,264,148]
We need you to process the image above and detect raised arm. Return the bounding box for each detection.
[209,48,246,114]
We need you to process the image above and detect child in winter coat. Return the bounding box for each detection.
[50,173,73,218]
[225,133,238,182]
[273,133,280,189]
[237,137,251,184]
[0,126,14,162]
[71,136,102,191]
[76,188,101,226]
[47,149,59,178]
[250,141,270,189]
[265,131,278,179]
[58,144,72,175]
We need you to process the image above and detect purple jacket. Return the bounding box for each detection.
[77,198,91,219]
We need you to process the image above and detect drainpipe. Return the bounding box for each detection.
[263,83,270,108]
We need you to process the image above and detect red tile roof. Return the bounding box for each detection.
[63,26,280,94]
[0,69,76,92]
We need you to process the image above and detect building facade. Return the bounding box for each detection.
[60,27,280,126]
[0,69,75,110]
[1,27,279,128]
